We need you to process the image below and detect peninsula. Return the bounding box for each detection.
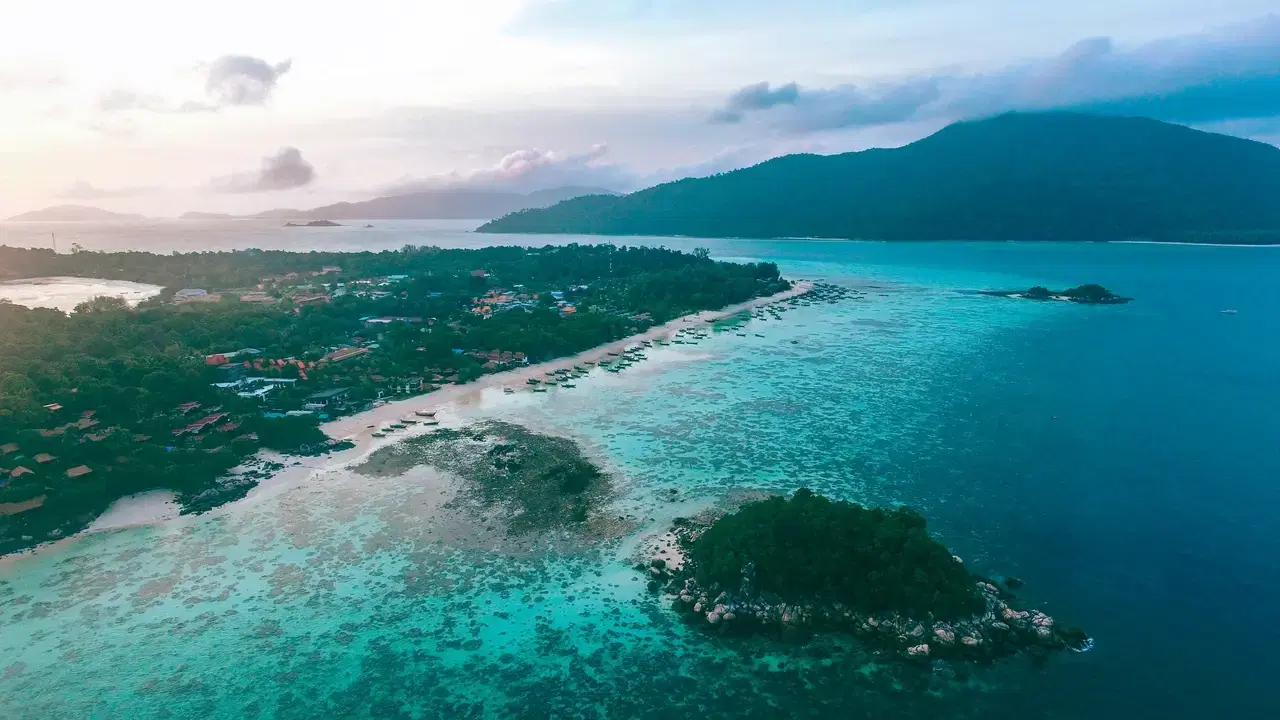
[0,244,789,555]
[478,112,1280,244]
[658,489,1091,663]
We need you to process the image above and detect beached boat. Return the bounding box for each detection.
[527,378,541,385]
[415,410,436,417]
[561,383,576,388]
[371,431,386,438]
[390,422,406,429]
[424,420,440,426]
[532,387,548,393]
[401,417,418,424]
[504,387,515,394]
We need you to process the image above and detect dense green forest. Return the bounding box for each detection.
[690,489,985,619]
[479,112,1280,243]
[0,244,788,555]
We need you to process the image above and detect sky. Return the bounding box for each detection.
[1,0,1278,217]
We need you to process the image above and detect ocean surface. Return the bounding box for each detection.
[2,223,1278,719]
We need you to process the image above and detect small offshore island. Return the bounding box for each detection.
[655,490,1091,664]
[980,283,1132,305]
[284,219,343,227]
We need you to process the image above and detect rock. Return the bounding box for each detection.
[693,603,703,613]
[1002,607,1029,621]
[952,555,964,564]
[991,622,1010,631]
[707,612,721,625]
[723,612,736,621]
[907,644,930,657]
[961,636,982,647]
[933,627,955,644]
[909,624,925,638]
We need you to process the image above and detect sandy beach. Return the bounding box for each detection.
[320,280,813,457]
[0,281,810,563]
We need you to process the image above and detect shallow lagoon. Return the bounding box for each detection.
[3,238,1279,719]
[0,276,162,312]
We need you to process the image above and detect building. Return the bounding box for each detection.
[33,453,56,464]
[324,347,370,363]
[304,388,351,410]
[1,443,19,456]
[175,288,207,299]
[65,465,92,479]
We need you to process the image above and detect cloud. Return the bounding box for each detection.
[204,56,293,106]
[711,14,1280,132]
[57,181,155,200]
[98,54,291,114]
[383,144,634,195]
[710,82,800,123]
[214,147,316,193]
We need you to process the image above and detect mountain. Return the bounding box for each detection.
[248,186,615,221]
[6,205,146,222]
[179,211,239,220]
[478,113,1280,244]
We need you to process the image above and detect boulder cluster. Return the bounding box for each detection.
[667,565,1091,662]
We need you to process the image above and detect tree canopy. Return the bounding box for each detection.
[691,489,985,619]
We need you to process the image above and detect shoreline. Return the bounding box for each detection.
[319,280,814,458]
[0,281,813,564]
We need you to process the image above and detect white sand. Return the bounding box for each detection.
[0,282,812,562]
[321,281,813,456]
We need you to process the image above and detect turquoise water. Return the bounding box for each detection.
[3,238,1278,718]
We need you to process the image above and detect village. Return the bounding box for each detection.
[0,243,790,554]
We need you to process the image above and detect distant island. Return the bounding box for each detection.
[8,187,616,226]
[285,220,342,227]
[6,205,146,222]
[180,212,239,220]
[246,186,616,222]
[979,283,1132,304]
[656,489,1091,663]
[479,112,1280,244]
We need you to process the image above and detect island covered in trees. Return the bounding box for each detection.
[979,283,1132,304]
[478,113,1280,244]
[0,243,789,555]
[657,490,1091,663]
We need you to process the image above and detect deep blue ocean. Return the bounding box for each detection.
[2,227,1278,719]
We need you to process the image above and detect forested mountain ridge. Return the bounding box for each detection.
[479,113,1280,244]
